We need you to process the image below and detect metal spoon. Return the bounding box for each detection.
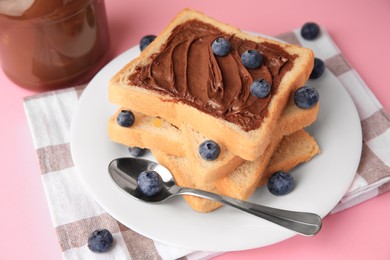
[108,157,322,236]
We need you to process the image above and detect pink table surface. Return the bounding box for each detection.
[1,0,390,259]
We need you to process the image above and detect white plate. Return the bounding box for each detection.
[70,41,362,251]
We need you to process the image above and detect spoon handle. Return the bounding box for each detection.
[178,187,322,236]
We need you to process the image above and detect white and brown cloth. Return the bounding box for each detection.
[24,27,390,259]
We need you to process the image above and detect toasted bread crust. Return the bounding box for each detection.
[108,98,319,182]
[108,100,319,212]
[153,129,319,212]
[259,130,320,186]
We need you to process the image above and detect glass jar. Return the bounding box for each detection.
[0,0,110,91]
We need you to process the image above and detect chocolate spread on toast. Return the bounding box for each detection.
[129,20,296,131]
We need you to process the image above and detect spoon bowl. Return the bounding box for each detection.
[109,157,178,203]
[108,157,322,236]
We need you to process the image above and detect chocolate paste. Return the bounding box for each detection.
[129,20,296,131]
[0,0,110,90]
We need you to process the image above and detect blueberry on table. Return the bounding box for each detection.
[301,22,320,40]
[199,140,221,161]
[211,37,231,56]
[310,57,325,79]
[267,171,295,196]
[116,110,135,127]
[140,35,157,51]
[137,170,163,196]
[88,229,114,253]
[128,146,147,157]
[294,86,319,109]
[250,79,271,98]
[241,50,262,69]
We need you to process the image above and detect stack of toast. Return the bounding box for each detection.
[108,9,320,212]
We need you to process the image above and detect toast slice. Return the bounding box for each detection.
[108,97,319,182]
[108,111,185,157]
[214,129,318,201]
[259,130,320,186]
[109,8,314,161]
[179,97,318,183]
[108,98,320,212]
[153,130,320,212]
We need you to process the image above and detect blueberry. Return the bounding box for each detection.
[211,37,231,56]
[301,22,320,40]
[137,170,163,196]
[267,171,295,196]
[199,140,220,161]
[310,57,325,79]
[88,229,113,253]
[140,35,156,51]
[128,146,147,157]
[250,79,271,98]
[117,110,135,127]
[294,86,319,109]
[241,50,262,69]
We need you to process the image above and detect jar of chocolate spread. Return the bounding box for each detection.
[0,0,110,90]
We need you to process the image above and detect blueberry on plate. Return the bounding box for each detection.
[140,35,157,51]
[199,140,221,161]
[241,50,262,69]
[294,86,319,109]
[137,170,163,196]
[250,79,271,98]
[301,22,320,40]
[116,110,135,127]
[128,146,147,157]
[211,37,231,56]
[267,171,295,196]
[88,229,114,253]
[310,57,325,79]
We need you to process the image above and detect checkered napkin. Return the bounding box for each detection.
[23,27,390,260]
